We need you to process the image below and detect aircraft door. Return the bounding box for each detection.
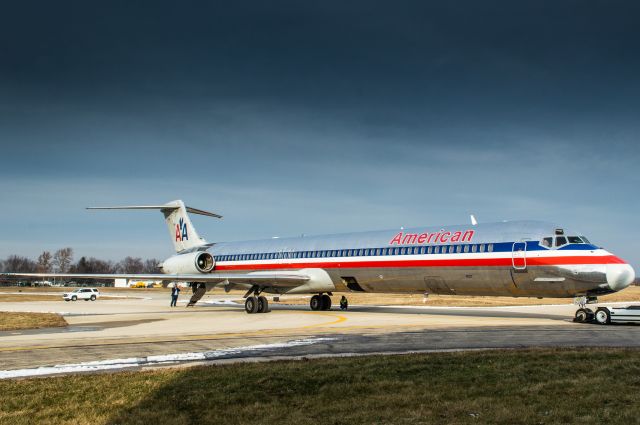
[511,241,527,271]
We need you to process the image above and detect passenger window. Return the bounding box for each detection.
[427,246,432,254]
[488,244,494,252]
[470,245,476,253]
[400,247,406,255]
[555,236,567,247]
[479,244,485,253]
[464,245,469,253]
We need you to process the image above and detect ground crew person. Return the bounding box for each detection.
[340,295,348,310]
[170,284,181,307]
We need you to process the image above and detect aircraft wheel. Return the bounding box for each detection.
[595,308,611,325]
[321,294,332,310]
[257,296,269,313]
[310,295,322,311]
[245,296,259,314]
[574,308,591,323]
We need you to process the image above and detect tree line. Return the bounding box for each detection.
[0,248,161,274]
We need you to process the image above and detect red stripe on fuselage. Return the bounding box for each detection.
[214,255,625,271]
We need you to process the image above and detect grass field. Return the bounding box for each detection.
[0,312,67,331]
[0,348,639,424]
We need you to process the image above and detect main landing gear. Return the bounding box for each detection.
[244,286,270,314]
[310,293,332,311]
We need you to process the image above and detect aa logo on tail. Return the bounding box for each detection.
[175,217,188,242]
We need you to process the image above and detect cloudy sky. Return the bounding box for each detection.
[0,1,638,267]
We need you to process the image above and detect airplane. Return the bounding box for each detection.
[4,200,635,320]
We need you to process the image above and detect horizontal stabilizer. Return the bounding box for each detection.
[87,204,222,219]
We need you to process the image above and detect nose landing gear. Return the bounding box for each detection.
[573,308,595,323]
[573,295,598,323]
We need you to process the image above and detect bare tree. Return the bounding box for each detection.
[143,259,161,274]
[71,257,115,274]
[4,255,37,272]
[52,248,73,273]
[36,251,52,273]
[117,257,144,274]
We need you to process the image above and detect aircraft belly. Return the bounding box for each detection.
[510,266,608,297]
[326,267,517,296]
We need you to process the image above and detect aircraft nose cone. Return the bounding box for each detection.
[606,264,635,291]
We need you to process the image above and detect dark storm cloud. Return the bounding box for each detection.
[0,1,638,263]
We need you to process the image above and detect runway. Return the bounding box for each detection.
[1,291,639,377]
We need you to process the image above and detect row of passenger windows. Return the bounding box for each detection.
[216,243,495,262]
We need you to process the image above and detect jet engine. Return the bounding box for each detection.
[160,251,215,274]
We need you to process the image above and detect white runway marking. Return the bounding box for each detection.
[0,337,335,379]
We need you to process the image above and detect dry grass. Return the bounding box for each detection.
[0,348,639,424]
[0,312,67,331]
[0,294,63,302]
[271,285,640,307]
[0,293,131,302]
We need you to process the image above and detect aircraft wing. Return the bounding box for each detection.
[1,272,310,288]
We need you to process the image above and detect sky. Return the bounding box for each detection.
[0,1,638,267]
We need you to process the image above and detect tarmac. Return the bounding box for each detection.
[1,291,639,377]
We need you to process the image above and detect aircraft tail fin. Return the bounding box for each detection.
[87,200,222,253]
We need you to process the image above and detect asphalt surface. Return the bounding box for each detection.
[1,291,639,376]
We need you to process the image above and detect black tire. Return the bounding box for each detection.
[595,308,611,325]
[90,295,96,301]
[71,296,77,301]
[584,308,595,322]
[574,308,588,323]
[321,294,332,310]
[245,296,259,314]
[257,296,269,313]
[65,299,70,302]
[310,295,321,311]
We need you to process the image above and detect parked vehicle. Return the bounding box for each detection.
[575,305,640,324]
[594,306,640,325]
[63,288,100,301]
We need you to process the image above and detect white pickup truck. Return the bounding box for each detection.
[62,288,100,301]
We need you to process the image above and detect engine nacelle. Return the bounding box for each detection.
[160,252,215,274]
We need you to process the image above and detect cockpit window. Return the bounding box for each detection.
[580,236,591,244]
[555,236,568,247]
[568,236,583,244]
[541,237,553,248]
